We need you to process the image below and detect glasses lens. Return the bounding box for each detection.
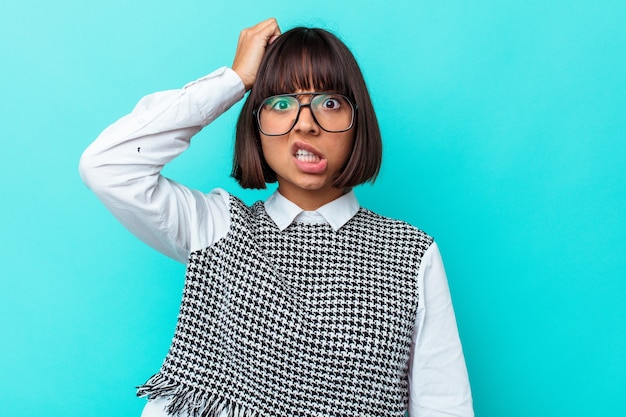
[258,96,300,136]
[258,94,355,136]
[310,94,354,132]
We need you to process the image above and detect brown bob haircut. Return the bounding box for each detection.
[232,26,382,189]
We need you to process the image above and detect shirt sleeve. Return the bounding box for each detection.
[408,242,474,416]
[79,67,246,263]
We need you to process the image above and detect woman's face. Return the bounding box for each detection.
[259,91,355,210]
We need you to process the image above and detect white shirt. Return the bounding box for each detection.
[79,67,473,417]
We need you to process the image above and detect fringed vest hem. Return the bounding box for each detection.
[138,374,257,417]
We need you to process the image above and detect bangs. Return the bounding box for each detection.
[252,28,353,100]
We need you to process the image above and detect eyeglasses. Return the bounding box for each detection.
[255,92,357,136]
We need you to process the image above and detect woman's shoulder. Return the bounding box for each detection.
[218,191,274,231]
[223,192,264,215]
[355,207,434,246]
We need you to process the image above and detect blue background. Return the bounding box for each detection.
[1,1,624,416]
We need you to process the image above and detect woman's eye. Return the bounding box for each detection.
[320,96,342,110]
[270,98,294,111]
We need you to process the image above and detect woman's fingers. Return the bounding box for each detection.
[232,18,281,91]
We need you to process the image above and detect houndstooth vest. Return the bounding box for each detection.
[137,194,433,417]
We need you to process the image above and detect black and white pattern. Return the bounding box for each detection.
[137,195,433,417]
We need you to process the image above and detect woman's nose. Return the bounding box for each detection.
[293,104,320,135]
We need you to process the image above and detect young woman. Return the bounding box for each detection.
[80,18,473,417]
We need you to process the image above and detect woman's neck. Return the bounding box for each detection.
[277,186,347,211]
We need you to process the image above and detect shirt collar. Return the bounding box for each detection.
[264,190,360,232]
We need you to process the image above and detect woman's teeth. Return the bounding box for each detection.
[295,149,321,163]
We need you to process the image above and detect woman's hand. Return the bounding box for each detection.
[232,18,281,91]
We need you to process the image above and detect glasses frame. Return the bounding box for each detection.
[254,92,357,137]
